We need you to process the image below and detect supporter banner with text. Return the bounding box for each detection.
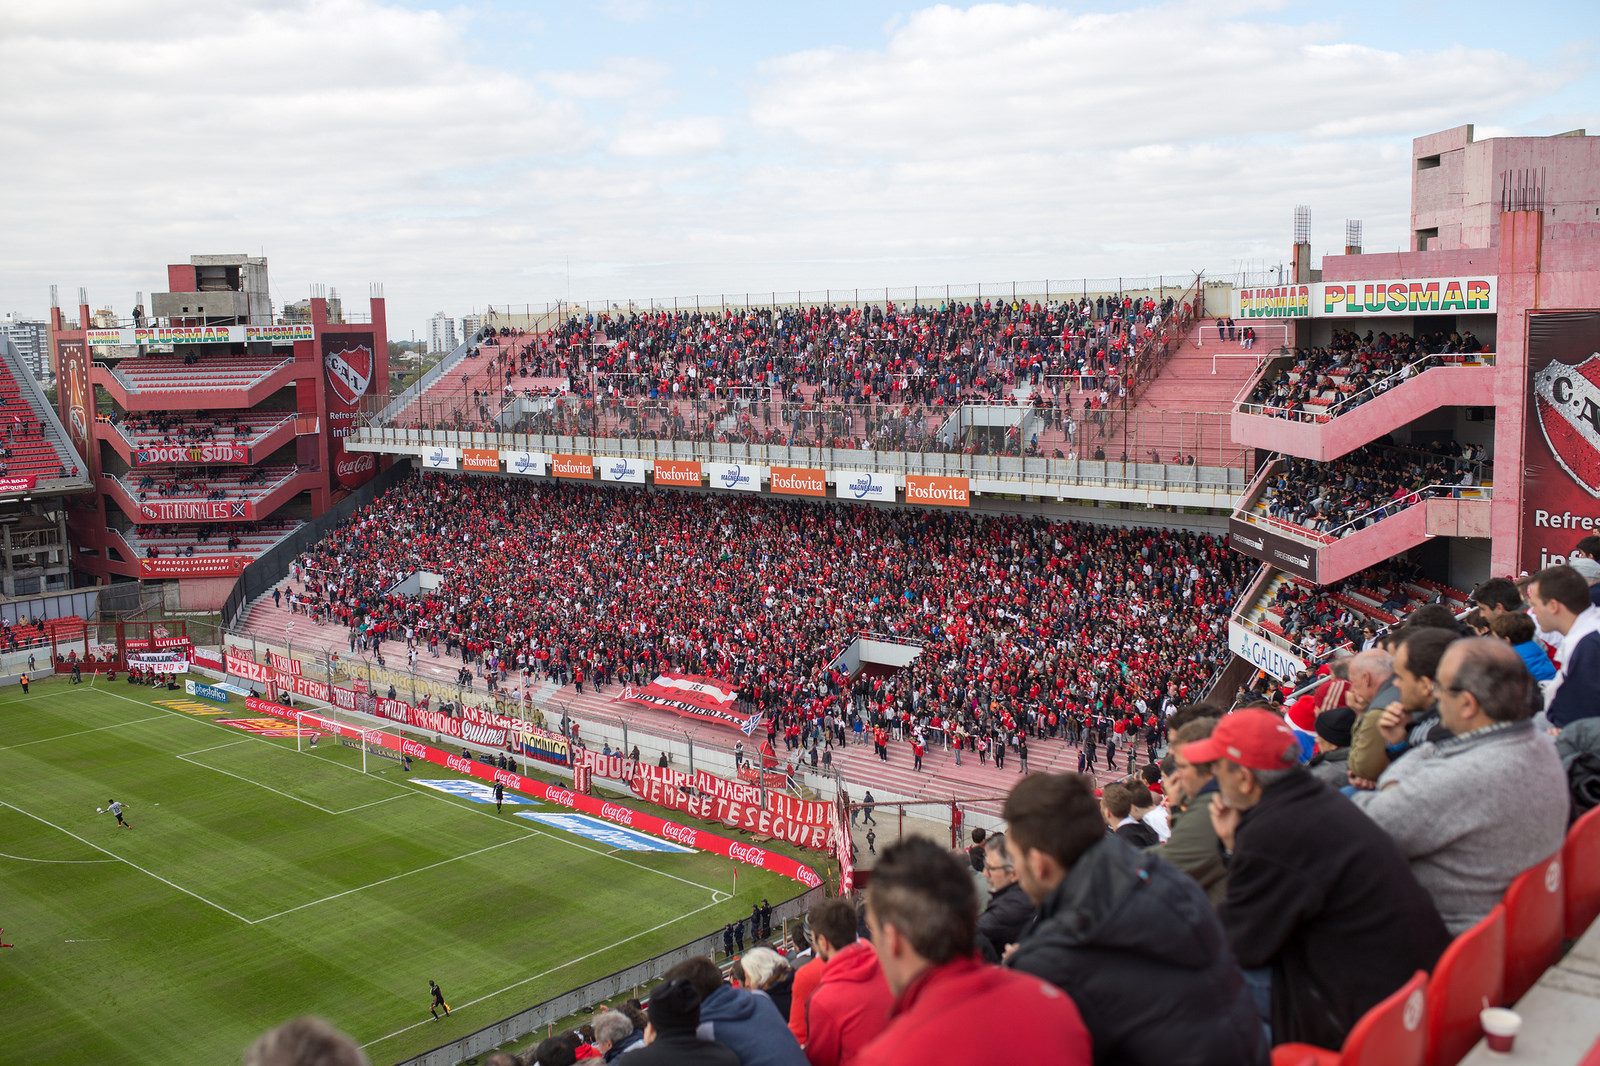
[1234,277,1496,320]
[138,555,251,579]
[652,459,702,487]
[132,442,251,467]
[769,466,827,497]
[363,691,571,766]
[461,448,500,472]
[1523,311,1600,573]
[241,701,820,884]
[552,453,593,480]
[323,332,378,490]
[620,672,761,733]
[836,471,894,503]
[137,499,257,523]
[706,462,762,492]
[905,475,970,508]
[0,475,38,494]
[1227,517,1318,583]
[578,748,834,850]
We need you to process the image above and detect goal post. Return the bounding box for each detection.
[293,711,404,774]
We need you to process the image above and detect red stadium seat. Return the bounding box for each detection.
[1503,852,1564,1002]
[1567,806,1600,941]
[1270,970,1428,1066]
[1424,905,1505,1066]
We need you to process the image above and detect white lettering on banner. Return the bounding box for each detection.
[1534,510,1600,529]
[600,802,635,827]
[402,740,427,759]
[226,652,273,685]
[547,789,575,808]
[446,755,473,773]
[1227,621,1307,682]
[268,652,302,676]
[333,687,357,711]
[336,455,375,480]
[728,843,768,865]
[661,823,698,846]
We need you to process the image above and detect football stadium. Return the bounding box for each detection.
[5,5,1600,1065]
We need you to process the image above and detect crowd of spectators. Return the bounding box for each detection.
[289,474,1240,766]
[1243,328,1489,419]
[126,464,298,503]
[1253,438,1489,539]
[107,409,284,447]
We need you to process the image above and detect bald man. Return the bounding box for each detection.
[1346,649,1398,782]
[1351,638,1567,933]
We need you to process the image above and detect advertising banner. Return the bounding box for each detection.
[652,459,702,488]
[503,450,548,477]
[598,456,647,484]
[323,332,378,491]
[55,337,93,472]
[132,442,251,466]
[1522,312,1600,573]
[552,453,593,480]
[1228,516,1318,583]
[0,476,38,494]
[363,691,571,765]
[620,672,762,733]
[579,749,835,850]
[769,466,827,497]
[462,448,500,473]
[1227,621,1309,682]
[1234,277,1496,320]
[836,470,894,503]
[905,474,971,508]
[420,446,459,470]
[87,324,314,347]
[137,555,250,579]
[128,650,189,675]
[706,462,762,492]
[137,499,255,523]
[185,679,232,702]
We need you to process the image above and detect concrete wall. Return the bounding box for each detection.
[857,638,924,670]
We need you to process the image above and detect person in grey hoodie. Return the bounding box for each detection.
[663,956,807,1066]
[1353,638,1569,934]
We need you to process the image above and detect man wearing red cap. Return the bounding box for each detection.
[1184,709,1449,1050]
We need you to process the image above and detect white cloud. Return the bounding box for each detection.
[611,116,726,156]
[541,58,671,101]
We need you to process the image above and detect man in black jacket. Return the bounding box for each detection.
[976,833,1035,960]
[1188,709,1450,1049]
[628,978,738,1066]
[1001,772,1267,1066]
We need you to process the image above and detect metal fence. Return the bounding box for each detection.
[396,886,824,1066]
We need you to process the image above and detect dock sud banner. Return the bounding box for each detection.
[620,672,762,733]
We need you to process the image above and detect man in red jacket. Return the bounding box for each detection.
[802,898,890,1066]
[859,838,1092,1065]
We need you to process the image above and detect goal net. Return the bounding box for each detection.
[294,710,405,774]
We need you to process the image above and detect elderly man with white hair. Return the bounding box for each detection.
[591,1008,644,1061]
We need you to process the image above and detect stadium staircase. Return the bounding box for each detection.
[1091,330,1262,467]
[92,353,297,411]
[0,343,90,487]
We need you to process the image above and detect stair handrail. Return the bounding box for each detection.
[1237,350,1496,421]
[1242,480,1494,547]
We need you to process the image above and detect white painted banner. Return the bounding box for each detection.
[502,450,549,477]
[419,446,459,470]
[835,470,895,502]
[598,456,647,484]
[1228,621,1309,682]
[706,462,763,492]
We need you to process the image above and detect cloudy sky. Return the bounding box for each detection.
[2,0,1594,340]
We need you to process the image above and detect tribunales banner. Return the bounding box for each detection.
[1523,311,1600,573]
[620,672,761,733]
[578,749,835,850]
[252,704,821,886]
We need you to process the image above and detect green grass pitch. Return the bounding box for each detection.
[0,678,798,1064]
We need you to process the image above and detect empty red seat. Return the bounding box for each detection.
[1503,853,1564,1002]
[1424,905,1505,1066]
[1567,806,1600,941]
[1270,970,1428,1066]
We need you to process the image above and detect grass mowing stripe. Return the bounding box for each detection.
[0,798,254,924]
[173,749,420,817]
[0,713,170,750]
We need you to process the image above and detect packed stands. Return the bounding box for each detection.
[105,411,295,453]
[1241,329,1492,421]
[277,473,1241,755]
[120,519,300,560]
[104,353,291,392]
[1250,440,1489,541]
[1238,562,1472,660]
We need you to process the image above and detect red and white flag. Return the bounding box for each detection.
[620,672,759,733]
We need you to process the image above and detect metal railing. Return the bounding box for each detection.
[1236,350,1496,421]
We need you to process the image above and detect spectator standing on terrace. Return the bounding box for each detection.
[1003,772,1268,1066]
[1190,709,1450,1047]
[1353,637,1567,933]
[975,832,1035,961]
[800,899,891,1066]
[1528,564,1600,728]
[860,838,1092,1066]
[664,956,806,1066]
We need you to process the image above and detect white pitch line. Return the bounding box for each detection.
[0,714,169,751]
[361,896,724,1051]
[0,849,117,865]
[0,799,253,924]
[175,752,347,815]
[176,740,252,757]
[250,836,535,924]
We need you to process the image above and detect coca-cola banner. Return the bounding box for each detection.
[133,442,252,466]
[323,331,378,491]
[1523,312,1600,573]
[262,705,822,887]
[578,749,835,850]
[621,672,762,733]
